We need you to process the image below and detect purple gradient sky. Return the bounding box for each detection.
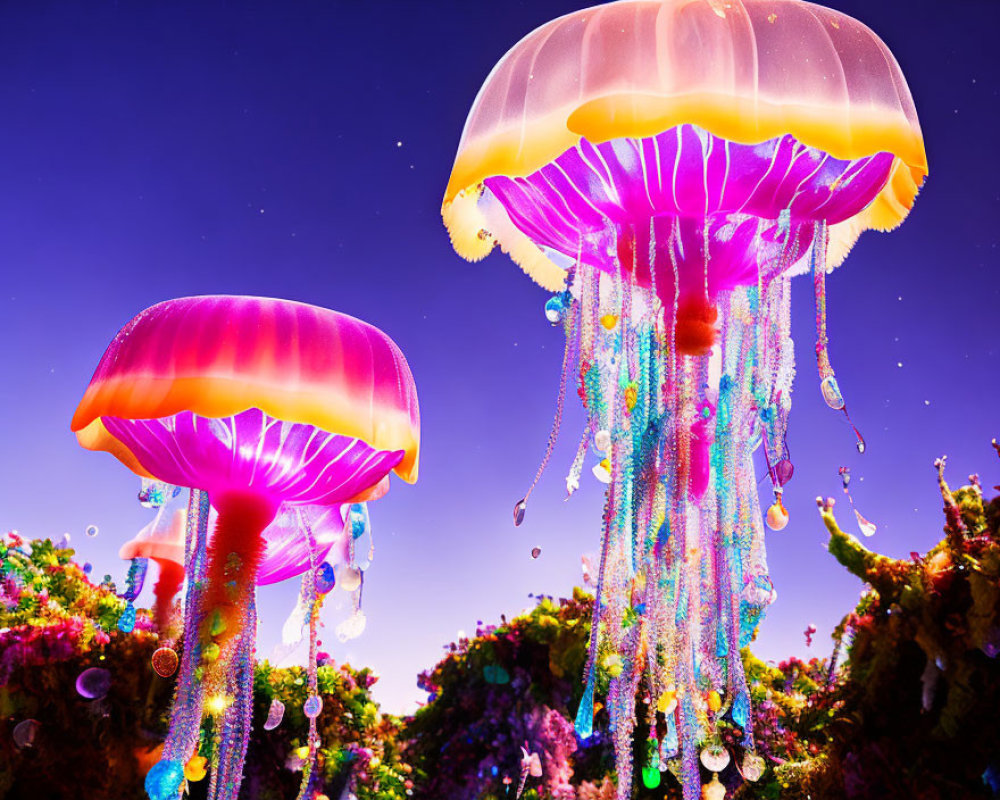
[0,1,997,714]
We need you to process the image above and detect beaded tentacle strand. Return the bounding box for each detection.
[295,508,325,800]
[813,220,865,453]
[146,488,211,800]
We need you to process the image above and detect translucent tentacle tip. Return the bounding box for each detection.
[513,498,527,527]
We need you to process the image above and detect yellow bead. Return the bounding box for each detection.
[600,314,618,330]
[707,690,722,713]
[184,755,207,782]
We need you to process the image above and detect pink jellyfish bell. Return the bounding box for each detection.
[72,295,419,800]
[443,1,925,797]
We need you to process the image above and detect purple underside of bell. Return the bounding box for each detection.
[484,123,894,290]
[102,407,404,511]
[254,505,346,586]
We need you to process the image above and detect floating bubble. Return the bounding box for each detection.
[151,647,179,678]
[12,719,39,749]
[75,667,112,700]
[303,695,323,719]
[85,524,99,538]
[263,698,285,731]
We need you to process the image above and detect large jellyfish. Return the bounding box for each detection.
[442,1,925,797]
[72,295,420,800]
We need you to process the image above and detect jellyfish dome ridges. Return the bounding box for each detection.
[72,295,419,800]
[442,1,925,797]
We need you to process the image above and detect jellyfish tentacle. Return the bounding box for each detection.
[295,508,324,800]
[812,221,866,453]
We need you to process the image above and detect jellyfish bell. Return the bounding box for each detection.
[444,2,923,798]
[72,295,419,800]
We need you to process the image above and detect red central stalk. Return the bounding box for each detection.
[201,492,274,667]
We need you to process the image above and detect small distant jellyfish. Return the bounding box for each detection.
[263,698,285,731]
[12,719,40,749]
[530,547,542,559]
[85,524,99,538]
[76,666,112,700]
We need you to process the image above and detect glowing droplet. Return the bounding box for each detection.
[530,547,541,559]
[85,524,99,538]
[766,501,788,531]
[76,667,112,700]
[855,509,877,537]
[699,745,731,772]
[151,647,179,678]
[740,752,766,782]
[600,313,618,330]
[774,459,794,487]
[303,694,323,719]
[263,698,285,730]
[856,438,866,454]
[184,754,207,782]
[12,719,39,749]
[337,565,362,593]
[145,759,184,800]
[513,498,527,527]
[820,376,845,411]
[641,765,661,789]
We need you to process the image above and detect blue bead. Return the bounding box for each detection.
[315,561,336,594]
[117,603,136,633]
[145,759,184,800]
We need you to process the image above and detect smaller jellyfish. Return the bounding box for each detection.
[530,546,542,559]
[76,666,112,700]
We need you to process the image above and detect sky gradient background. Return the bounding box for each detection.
[1,0,997,714]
